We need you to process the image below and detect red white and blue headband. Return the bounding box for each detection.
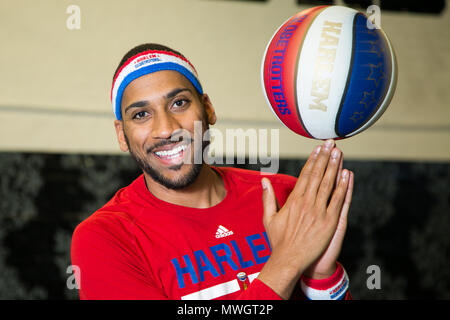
[111,50,203,120]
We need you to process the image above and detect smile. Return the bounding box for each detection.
[154,144,188,159]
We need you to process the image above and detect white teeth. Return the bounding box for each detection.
[155,144,187,158]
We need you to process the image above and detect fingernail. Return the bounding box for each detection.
[261,179,268,190]
[324,139,334,150]
[314,146,321,155]
[342,169,349,179]
[331,148,340,159]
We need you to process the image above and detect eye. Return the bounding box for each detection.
[132,110,149,120]
[172,99,189,109]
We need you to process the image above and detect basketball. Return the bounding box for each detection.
[261,5,397,140]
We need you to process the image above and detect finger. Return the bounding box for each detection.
[288,144,321,198]
[333,170,354,240]
[304,139,336,199]
[335,152,344,189]
[339,170,354,223]
[316,147,342,206]
[261,178,280,227]
[327,169,350,218]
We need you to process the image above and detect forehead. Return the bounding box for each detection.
[121,70,196,107]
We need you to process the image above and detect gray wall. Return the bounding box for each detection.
[0,0,449,160]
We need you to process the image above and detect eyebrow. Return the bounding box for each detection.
[165,87,192,99]
[124,100,149,114]
[124,87,193,115]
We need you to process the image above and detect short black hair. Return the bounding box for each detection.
[112,43,188,83]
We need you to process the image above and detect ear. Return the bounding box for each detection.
[202,94,217,125]
[114,120,129,152]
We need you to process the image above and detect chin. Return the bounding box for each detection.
[145,162,204,190]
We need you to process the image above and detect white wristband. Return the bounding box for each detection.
[300,267,349,300]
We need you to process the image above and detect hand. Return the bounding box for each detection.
[303,155,354,279]
[257,139,352,299]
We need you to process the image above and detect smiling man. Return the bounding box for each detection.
[117,70,214,193]
[71,43,354,300]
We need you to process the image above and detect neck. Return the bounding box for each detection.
[143,165,226,208]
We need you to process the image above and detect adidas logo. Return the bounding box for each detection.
[215,225,234,239]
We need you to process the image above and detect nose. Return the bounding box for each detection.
[151,110,182,140]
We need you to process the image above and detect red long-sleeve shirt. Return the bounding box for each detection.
[71,166,350,300]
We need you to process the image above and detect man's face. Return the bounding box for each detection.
[114,70,216,190]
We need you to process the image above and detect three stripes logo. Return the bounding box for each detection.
[215,225,234,239]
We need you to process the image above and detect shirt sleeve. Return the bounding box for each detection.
[234,278,283,300]
[71,217,168,300]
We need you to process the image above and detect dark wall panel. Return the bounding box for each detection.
[0,153,448,299]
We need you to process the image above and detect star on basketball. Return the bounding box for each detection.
[349,111,365,123]
[368,40,385,57]
[367,63,386,87]
[359,91,377,110]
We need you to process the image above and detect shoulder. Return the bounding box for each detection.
[71,178,144,249]
[71,210,137,255]
[71,202,143,272]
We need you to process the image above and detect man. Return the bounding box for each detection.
[71,43,354,300]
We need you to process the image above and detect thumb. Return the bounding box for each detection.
[261,178,279,226]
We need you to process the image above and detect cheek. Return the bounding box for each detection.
[180,109,208,135]
[125,125,151,150]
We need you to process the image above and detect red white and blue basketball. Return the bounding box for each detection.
[261,5,397,140]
